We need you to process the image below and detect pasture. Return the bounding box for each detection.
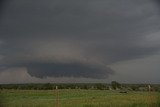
[0,89,160,107]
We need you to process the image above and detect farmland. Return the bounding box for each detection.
[0,89,160,107]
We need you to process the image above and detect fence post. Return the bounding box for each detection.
[148,85,151,92]
[55,86,59,107]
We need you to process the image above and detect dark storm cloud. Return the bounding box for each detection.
[0,0,160,79]
[0,0,5,14]
[25,62,113,79]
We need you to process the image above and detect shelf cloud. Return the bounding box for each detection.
[0,0,160,82]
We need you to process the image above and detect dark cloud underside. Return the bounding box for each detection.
[26,62,113,79]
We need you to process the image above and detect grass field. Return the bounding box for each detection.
[0,89,160,107]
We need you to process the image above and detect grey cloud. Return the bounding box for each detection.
[0,0,5,15]
[25,62,113,79]
[0,68,112,84]
[0,0,160,80]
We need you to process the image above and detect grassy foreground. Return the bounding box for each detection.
[0,89,160,107]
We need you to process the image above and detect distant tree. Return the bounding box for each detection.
[43,83,53,90]
[83,85,89,90]
[130,85,139,91]
[111,81,121,90]
[95,84,106,90]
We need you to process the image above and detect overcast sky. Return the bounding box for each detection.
[0,0,160,84]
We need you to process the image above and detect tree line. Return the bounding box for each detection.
[0,81,160,92]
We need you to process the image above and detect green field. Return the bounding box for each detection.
[0,90,160,107]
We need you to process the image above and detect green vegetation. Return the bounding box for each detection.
[0,89,160,107]
[0,82,160,107]
[111,81,121,90]
[0,83,160,91]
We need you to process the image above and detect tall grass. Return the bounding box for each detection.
[0,90,159,107]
